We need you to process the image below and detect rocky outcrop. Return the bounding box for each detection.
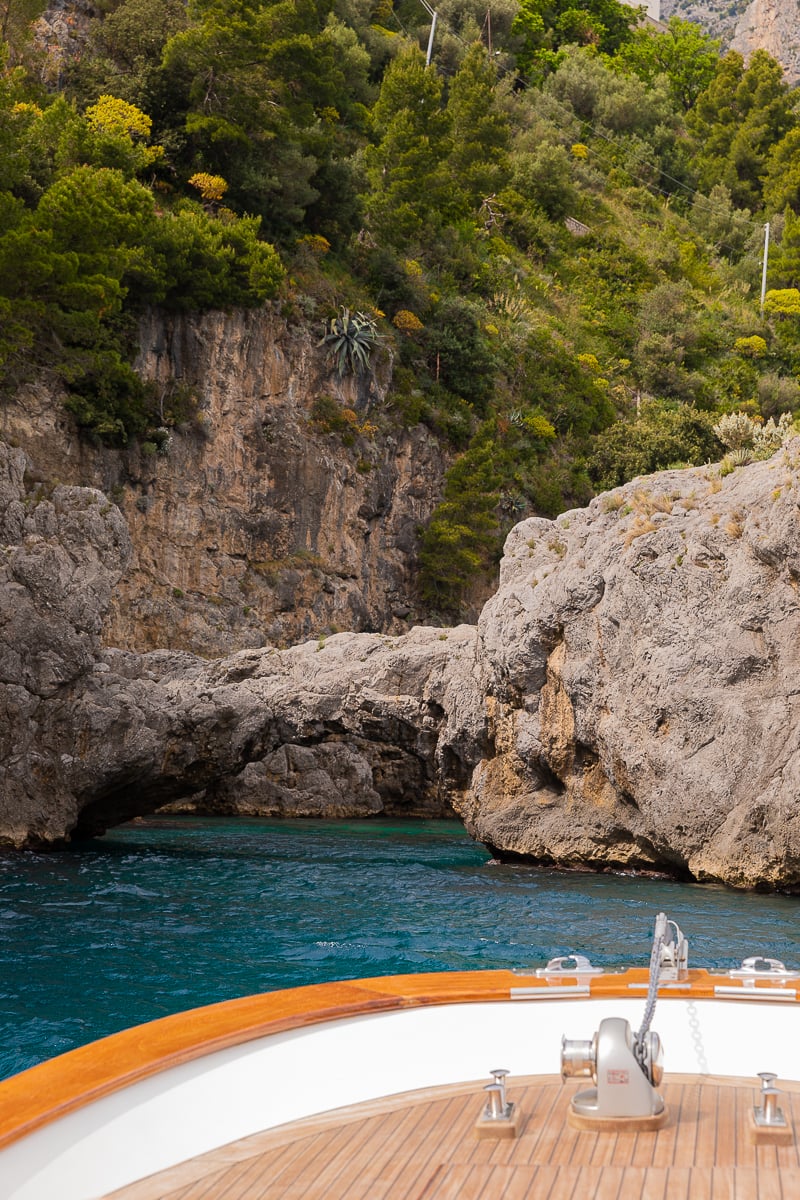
[0,438,469,840]
[3,309,450,656]
[662,0,800,81]
[466,448,800,889]
[0,443,132,845]
[660,0,750,44]
[5,435,800,889]
[731,0,800,84]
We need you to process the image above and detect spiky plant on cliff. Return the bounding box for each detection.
[320,308,379,377]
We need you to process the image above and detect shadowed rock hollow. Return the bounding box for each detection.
[3,438,800,890]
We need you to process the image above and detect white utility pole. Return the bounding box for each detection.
[760,221,770,316]
[419,0,438,65]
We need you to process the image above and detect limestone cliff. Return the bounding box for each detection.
[467,452,800,889]
[3,309,449,655]
[730,0,800,84]
[4,435,800,889]
[661,0,799,82]
[660,0,749,42]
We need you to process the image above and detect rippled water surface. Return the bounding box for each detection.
[2,816,799,1079]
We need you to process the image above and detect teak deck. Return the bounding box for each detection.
[107,1073,800,1200]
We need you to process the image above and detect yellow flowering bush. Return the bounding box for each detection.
[392,309,424,333]
[188,173,229,204]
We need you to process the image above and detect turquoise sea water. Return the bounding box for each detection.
[1,816,799,1081]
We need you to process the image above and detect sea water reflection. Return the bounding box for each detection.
[1,816,798,1079]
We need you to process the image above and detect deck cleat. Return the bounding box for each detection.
[749,1072,795,1145]
[474,1068,521,1139]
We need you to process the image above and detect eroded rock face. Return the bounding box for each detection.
[467,447,800,889]
[0,444,132,845]
[32,627,479,843]
[5,435,800,889]
[2,309,451,657]
[731,0,800,85]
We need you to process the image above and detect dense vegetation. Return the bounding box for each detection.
[2,0,800,612]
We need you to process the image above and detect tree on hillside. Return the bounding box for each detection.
[67,0,188,119]
[363,44,452,247]
[0,0,45,62]
[616,17,720,112]
[689,50,795,210]
[419,442,501,611]
[512,0,634,80]
[445,43,510,217]
[161,0,356,240]
[771,210,800,290]
[763,129,800,215]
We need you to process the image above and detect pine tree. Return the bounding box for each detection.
[161,0,350,240]
[363,44,452,247]
[419,443,501,610]
[445,44,510,218]
[762,130,800,216]
[689,50,795,210]
[771,210,800,290]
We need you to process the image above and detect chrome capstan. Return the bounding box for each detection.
[560,912,682,1126]
[562,1017,664,1121]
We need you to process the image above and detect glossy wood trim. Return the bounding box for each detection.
[0,967,795,1153]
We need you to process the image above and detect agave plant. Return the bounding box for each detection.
[320,307,379,377]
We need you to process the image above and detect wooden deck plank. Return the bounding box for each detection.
[529,1166,562,1199]
[609,1167,650,1197]
[668,1083,698,1171]
[715,1080,738,1167]
[710,1165,735,1200]
[610,1129,642,1168]
[540,1165,578,1200]
[777,1089,800,1169]
[103,1075,800,1200]
[536,1089,584,1170]
[631,1126,659,1168]
[754,1164,784,1200]
[239,1133,342,1199]
[685,1167,713,1200]
[590,1128,618,1166]
[336,1102,438,1200]
[640,1166,669,1200]
[578,1163,622,1200]
[651,1084,683,1168]
[196,1151,281,1200]
[483,1163,539,1200]
[296,1116,418,1200]
[394,1095,472,1200]
[662,1166,690,1200]
[694,1079,719,1168]
[369,1100,467,1200]
[269,1115,388,1200]
[517,1081,565,1166]
[422,1162,484,1200]
[317,1110,415,1200]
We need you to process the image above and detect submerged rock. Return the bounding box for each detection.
[3,437,800,889]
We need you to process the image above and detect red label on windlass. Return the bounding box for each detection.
[606,1069,629,1085]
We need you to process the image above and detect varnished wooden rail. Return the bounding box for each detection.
[0,967,795,1153]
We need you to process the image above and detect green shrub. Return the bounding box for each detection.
[588,401,721,490]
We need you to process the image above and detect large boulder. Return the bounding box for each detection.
[465,446,800,889]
